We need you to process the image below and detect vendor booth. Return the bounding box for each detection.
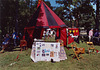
[23,1,67,47]
[23,1,67,62]
[30,41,67,62]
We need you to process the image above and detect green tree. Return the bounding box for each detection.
[55,0,96,30]
[72,0,96,30]
[1,0,54,35]
[1,0,16,35]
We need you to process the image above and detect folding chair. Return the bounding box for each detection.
[86,42,95,54]
[71,43,85,60]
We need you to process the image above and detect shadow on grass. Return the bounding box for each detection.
[5,46,21,52]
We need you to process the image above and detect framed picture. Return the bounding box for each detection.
[51,44,54,47]
[42,44,45,46]
[37,47,40,50]
[42,54,45,56]
[42,50,45,53]
[37,54,40,56]
[37,51,40,53]
[50,51,54,57]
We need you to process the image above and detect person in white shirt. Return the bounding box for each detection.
[89,29,93,42]
[50,29,53,37]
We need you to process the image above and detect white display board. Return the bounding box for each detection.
[30,42,60,62]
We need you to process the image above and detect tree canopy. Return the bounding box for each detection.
[1,0,53,36]
[0,0,97,36]
[55,0,96,30]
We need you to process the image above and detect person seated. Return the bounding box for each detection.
[1,34,10,53]
[94,30,99,37]
[20,40,27,50]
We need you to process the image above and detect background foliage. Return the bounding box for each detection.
[0,0,96,35]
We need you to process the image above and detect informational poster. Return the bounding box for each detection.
[30,42,60,62]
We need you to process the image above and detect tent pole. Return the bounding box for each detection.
[0,0,2,46]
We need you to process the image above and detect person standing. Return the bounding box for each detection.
[12,32,17,47]
[43,30,46,39]
[89,29,93,42]
[46,29,51,39]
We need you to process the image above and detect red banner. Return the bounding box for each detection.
[68,28,79,44]
[60,28,67,46]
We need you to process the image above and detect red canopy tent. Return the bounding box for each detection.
[23,1,67,47]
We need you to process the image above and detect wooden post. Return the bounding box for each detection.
[0,0,2,45]
[15,0,19,33]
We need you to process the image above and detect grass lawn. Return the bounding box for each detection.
[0,42,100,70]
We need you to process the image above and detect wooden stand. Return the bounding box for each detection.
[86,42,95,54]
